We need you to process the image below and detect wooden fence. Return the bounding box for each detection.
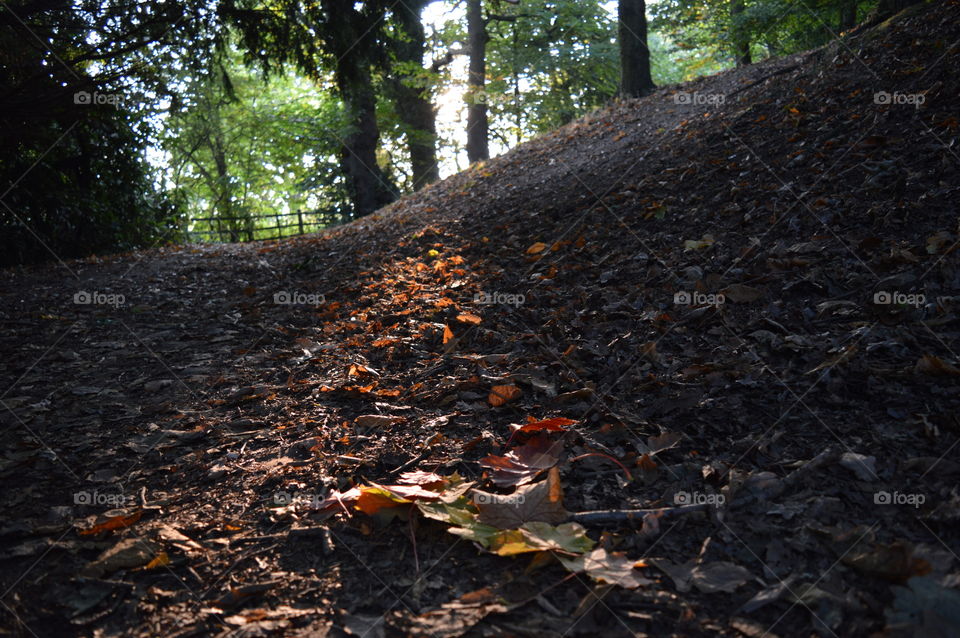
[186,209,346,243]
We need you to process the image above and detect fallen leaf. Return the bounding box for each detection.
[684,234,715,251]
[509,417,576,435]
[722,284,763,303]
[78,510,143,536]
[488,384,521,407]
[475,467,567,528]
[526,242,547,255]
[456,313,482,325]
[915,354,960,376]
[143,551,171,569]
[81,538,158,578]
[559,548,652,589]
[887,576,960,636]
[479,435,564,486]
[843,541,931,583]
[442,325,455,344]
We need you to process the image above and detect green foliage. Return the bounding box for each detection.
[162,48,354,241]
[482,0,620,140]
[651,0,880,69]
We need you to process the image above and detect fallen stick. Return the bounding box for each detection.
[569,503,711,525]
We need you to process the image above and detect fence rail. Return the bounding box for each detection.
[186,209,345,243]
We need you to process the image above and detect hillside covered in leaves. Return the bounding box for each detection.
[1,2,959,636]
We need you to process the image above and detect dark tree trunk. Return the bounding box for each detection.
[466,0,489,164]
[839,0,858,31]
[730,0,751,66]
[388,0,439,191]
[618,0,655,98]
[337,65,397,217]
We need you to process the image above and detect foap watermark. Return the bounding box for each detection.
[873,91,925,106]
[273,291,325,305]
[473,492,525,505]
[674,290,725,307]
[74,90,123,106]
[465,90,512,106]
[873,290,925,307]
[74,290,125,308]
[874,490,925,508]
[474,291,525,307]
[674,92,725,106]
[674,491,726,506]
[74,489,132,507]
[273,491,324,507]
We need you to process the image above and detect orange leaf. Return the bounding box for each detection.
[144,551,171,569]
[526,242,547,255]
[456,313,482,325]
[443,324,455,344]
[512,417,576,434]
[489,384,521,407]
[79,510,143,536]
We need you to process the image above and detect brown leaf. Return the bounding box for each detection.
[475,467,568,528]
[559,548,653,589]
[915,354,960,376]
[842,541,931,583]
[722,284,763,303]
[479,435,564,486]
[442,324,455,344]
[488,384,521,407]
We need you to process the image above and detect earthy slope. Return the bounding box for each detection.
[1,3,959,637]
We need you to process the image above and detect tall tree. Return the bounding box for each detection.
[386,0,441,190]
[466,0,489,163]
[729,0,751,66]
[618,0,655,97]
[226,0,398,217]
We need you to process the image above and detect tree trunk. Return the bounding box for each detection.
[388,0,439,191]
[618,0,655,98]
[730,0,751,66]
[466,0,489,163]
[337,65,397,217]
[839,0,857,31]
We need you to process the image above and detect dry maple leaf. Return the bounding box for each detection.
[488,384,521,407]
[475,467,567,528]
[479,435,565,486]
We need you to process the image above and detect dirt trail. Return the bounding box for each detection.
[1,3,959,636]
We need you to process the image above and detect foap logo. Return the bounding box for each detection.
[874,490,925,508]
[273,291,325,305]
[674,290,724,307]
[674,491,725,506]
[873,91,925,106]
[873,290,925,307]
[73,290,125,307]
[474,291,525,307]
[674,92,725,106]
[273,491,323,507]
[74,91,122,106]
[73,490,131,507]
[466,89,511,106]
[473,492,525,506]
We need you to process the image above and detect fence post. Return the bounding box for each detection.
[298,210,304,236]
